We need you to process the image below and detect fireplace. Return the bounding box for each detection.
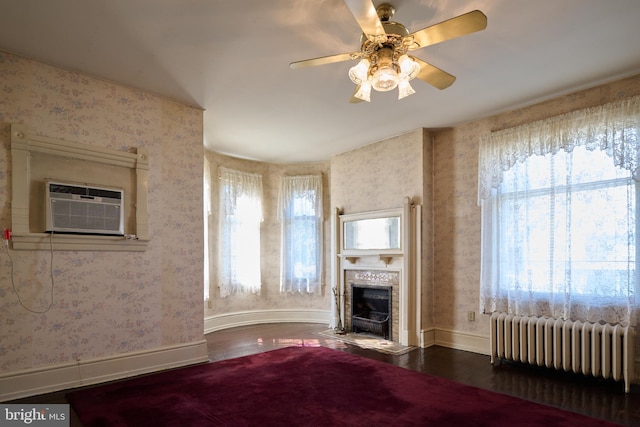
[334,199,421,346]
[344,270,399,341]
[350,284,392,340]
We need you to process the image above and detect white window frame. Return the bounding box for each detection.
[218,167,263,297]
[278,175,323,294]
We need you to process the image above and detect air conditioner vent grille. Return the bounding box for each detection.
[45,181,124,235]
[48,183,122,200]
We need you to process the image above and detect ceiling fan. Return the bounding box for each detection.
[290,0,487,103]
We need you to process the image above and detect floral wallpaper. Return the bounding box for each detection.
[330,129,427,213]
[0,52,204,374]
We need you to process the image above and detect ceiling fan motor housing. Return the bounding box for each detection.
[377,3,395,21]
[359,20,409,47]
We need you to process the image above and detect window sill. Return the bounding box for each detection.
[11,233,149,252]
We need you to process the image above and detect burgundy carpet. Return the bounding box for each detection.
[67,346,622,427]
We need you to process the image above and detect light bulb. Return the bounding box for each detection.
[398,79,415,100]
[354,81,372,102]
[371,66,399,92]
[348,59,370,85]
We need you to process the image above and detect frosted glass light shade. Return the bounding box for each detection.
[371,66,399,92]
[398,79,415,99]
[398,55,420,81]
[354,81,372,102]
[348,59,370,85]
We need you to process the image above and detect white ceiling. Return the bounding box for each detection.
[2,0,640,163]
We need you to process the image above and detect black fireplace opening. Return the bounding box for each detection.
[350,284,392,340]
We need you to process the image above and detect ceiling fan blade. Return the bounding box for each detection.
[344,0,385,36]
[414,57,456,90]
[289,52,360,69]
[408,10,487,49]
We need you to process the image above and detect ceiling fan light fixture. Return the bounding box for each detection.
[398,79,415,100]
[354,81,372,102]
[348,58,370,85]
[291,3,488,105]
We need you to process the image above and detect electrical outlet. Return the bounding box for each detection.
[468,311,475,322]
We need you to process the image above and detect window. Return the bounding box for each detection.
[278,175,323,294]
[478,96,640,326]
[219,167,263,297]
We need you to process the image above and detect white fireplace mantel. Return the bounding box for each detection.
[331,198,422,346]
[338,253,403,266]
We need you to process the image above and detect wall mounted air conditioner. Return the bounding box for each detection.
[45,180,124,235]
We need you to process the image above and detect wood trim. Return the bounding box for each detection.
[0,340,208,401]
[10,124,149,251]
[420,328,490,356]
[337,199,419,347]
[10,233,149,251]
[204,309,331,334]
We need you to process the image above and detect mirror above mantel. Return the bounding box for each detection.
[338,207,404,262]
[344,216,400,251]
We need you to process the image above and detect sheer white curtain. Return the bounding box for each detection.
[277,175,323,294]
[219,167,263,297]
[478,96,640,326]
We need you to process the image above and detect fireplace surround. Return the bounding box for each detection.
[344,270,399,341]
[333,198,420,346]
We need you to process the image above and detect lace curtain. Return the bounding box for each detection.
[478,96,640,326]
[478,96,640,201]
[277,175,323,294]
[219,167,263,297]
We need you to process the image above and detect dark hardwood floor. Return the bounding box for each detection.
[8,322,640,426]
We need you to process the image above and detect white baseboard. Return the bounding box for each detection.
[420,328,490,356]
[204,309,331,334]
[0,339,209,402]
[435,328,491,355]
[420,327,436,348]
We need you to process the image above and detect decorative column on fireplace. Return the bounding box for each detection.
[351,284,392,340]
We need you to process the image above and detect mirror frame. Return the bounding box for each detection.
[339,207,403,256]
